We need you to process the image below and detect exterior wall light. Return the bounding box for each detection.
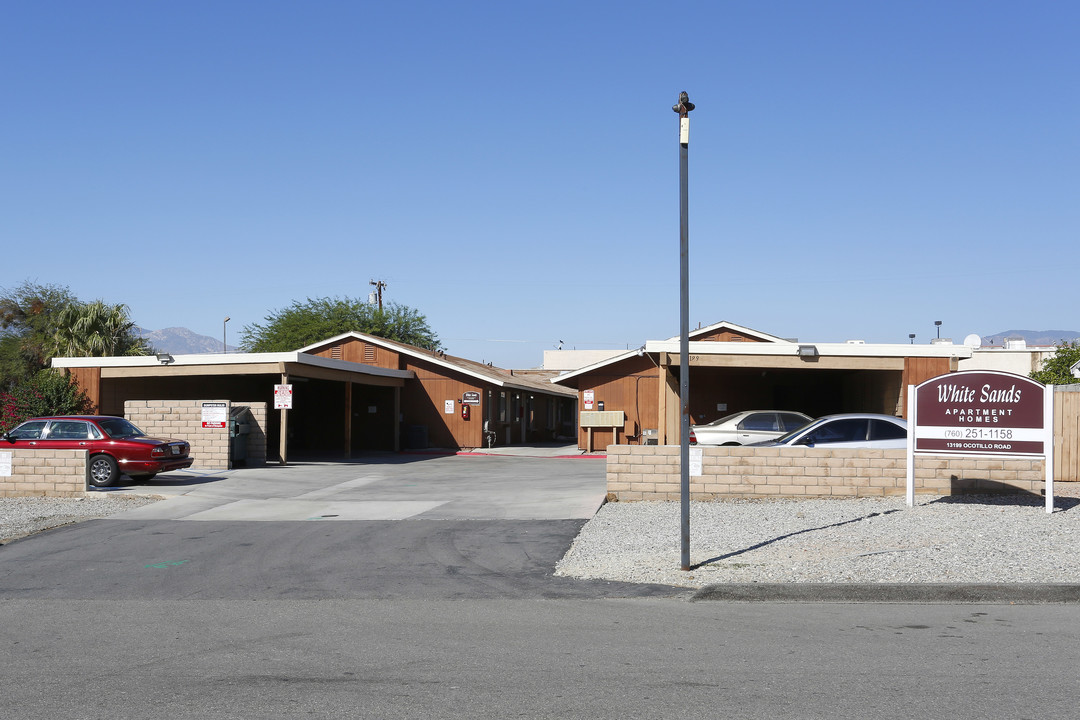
[156,353,175,365]
[797,345,819,360]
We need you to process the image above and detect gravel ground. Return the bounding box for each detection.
[555,492,1080,589]
[0,494,163,544]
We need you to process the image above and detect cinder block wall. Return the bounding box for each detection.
[125,400,268,470]
[606,445,1046,501]
[0,449,87,498]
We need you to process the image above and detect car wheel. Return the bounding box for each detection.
[88,455,119,487]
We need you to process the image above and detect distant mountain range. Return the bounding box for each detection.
[981,330,1080,347]
[136,327,235,354]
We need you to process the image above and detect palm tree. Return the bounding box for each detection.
[49,301,151,357]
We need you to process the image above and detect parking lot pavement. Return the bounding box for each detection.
[4,453,681,601]
[94,451,609,522]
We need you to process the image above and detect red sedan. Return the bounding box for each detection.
[3,415,193,487]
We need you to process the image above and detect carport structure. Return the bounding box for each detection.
[53,352,413,461]
[552,321,975,449]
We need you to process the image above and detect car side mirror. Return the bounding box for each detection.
[796,435,815,447]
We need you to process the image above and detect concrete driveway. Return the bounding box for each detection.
[100,448,608,522]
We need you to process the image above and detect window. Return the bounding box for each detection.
[7,420,47,439]
[46,421,89,440]
[739,413,779,432]
[779,413,811,431]
[498,392,507,422]
[804,419,868,444]
[870,419,907,441]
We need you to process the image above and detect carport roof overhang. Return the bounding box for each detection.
[647,340,973,371]
[51,352,414,386]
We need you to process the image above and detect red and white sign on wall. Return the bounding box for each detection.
[274,384,293,410]
[201,401,227,428]
[584,389,595,411]
[906,370,1054,512]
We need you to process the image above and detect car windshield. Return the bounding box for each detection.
[97,418,147,439]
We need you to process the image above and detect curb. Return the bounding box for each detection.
[691,583,1080,604]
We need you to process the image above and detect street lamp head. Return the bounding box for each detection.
[672,91,695,116]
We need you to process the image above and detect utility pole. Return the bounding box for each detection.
[673,90,694,572]
[369,280,386,311]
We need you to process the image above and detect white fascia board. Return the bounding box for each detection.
[645,340,974,359]
[1072,359,1080,378]
[668,321,794,344]
[550,349,641,385]
[51,352,413,379]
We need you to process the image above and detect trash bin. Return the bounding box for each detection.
[229,406,252,466]
[405,424,428,450]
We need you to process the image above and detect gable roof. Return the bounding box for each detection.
[298,332,576,397]
[673,320,793,344]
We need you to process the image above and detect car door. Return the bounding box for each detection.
[736,413,782,443]
[34,420,96,452]
[3,420,49,447]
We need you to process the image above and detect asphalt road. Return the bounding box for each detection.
[2,453,1079,719]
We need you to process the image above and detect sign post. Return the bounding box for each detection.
[275,382,293,466]
[907,371,1054,513]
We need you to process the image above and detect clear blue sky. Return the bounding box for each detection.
[3,1,1077,367]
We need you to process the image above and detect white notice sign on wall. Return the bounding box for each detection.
[445,400,455,414]
[690,447,703,477]
[0,451,11,477]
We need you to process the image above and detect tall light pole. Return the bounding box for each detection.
[223,317,230,354]
[673,91,694,572]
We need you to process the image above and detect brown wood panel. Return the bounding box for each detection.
[1055,387,1080,482]
[311,338,402,369]
[900,357,952,417]
[691,329,768,342]
[67,367,101,413]
[573,356,659,448]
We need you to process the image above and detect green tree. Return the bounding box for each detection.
[0,281,79,390]
[1031,341,1080,385]
[240,297,442,352]
[49,300,151,357]
[0,369,93,434]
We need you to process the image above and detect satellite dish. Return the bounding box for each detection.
[963,333,982,348]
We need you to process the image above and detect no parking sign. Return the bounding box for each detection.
[274,384,293,409]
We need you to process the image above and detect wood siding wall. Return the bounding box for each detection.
[404,360,477,449]
[900,357,953,417]
[312,338,401,369]
[1055,385,1080,482]
[574,356,659,448]
[691,329,768,342]
[68,367,101,413]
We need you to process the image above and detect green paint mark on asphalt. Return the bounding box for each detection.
[145,560,190,569]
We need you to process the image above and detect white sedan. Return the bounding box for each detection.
[689,410,813,446]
